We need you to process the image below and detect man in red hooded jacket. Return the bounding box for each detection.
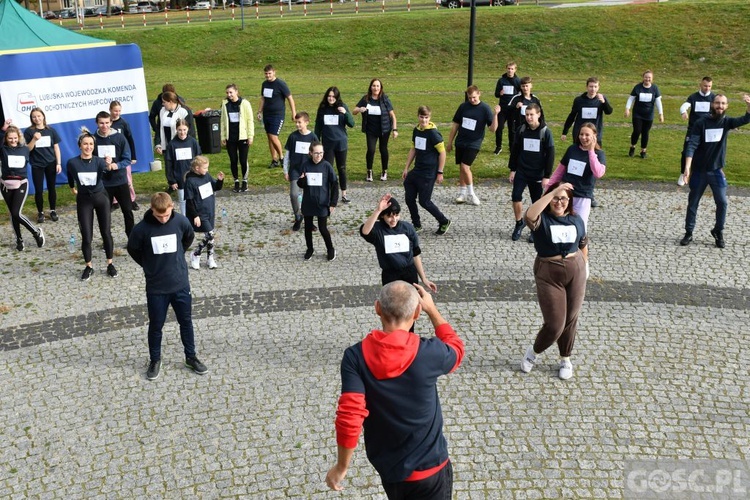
[325,281,465,498]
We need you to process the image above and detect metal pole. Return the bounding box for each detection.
[467,0,476,89]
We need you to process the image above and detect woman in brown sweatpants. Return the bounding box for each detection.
[519,182,588,380]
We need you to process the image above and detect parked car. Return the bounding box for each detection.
[42,10,57,18]
[192,1,213,8]
[136,1,154,12]
[441,0,515,7]
[57,8,76,18]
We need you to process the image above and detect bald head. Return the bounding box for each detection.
[377,281,419,323]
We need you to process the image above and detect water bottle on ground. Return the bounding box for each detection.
[68,234,76,254]
[221,207,228,227]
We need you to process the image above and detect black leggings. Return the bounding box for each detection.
[366,132,390,172]
[631,116,654,149]
[2,180,39,241]
[105,183,134,237]
[323,148,348,191]
[31,163,57,213]
[77,190,113,262]
[304,215,333,252]
[227,141,249,181]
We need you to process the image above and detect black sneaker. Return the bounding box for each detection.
[132,202,140,211]
[511,220,524,241]
[34,228,45,248]
[50,210,59,222]
[241,180,248,192]
[680,232,693,246]
[311,224,318,232]
[269,159,280,169]
[327,248,337,261]
[185,357,208,375]
[494,146,502,155]
[292,219,302,232]
[640,151,647,159]
[435,220,451,235]
[304,249,314,261]
[414,225,423,233]
[147,359,161,380]
[37,212,45,223]
[590,198,599,208]
[233,180,240,193]
[81,265,93,281]
[628,146,635,157]
[16,239,24,251]
[341,195,351,204]
[710,228,725,248]
[107,263,119,278]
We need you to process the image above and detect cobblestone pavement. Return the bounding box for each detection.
[1,178,749,499]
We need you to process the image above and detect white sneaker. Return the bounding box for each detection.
[559,359,573,380]
[380,172,388,181]
[520,346,536,373]
[455,194,466,204]
[468,194,481,206]
[677,174,686,187]
[190,252,200,270]
[207,255,217,269]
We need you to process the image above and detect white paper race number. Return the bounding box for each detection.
[384,234,409,254]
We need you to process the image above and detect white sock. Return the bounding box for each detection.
[467,185,475,196]
[459,186,467,196]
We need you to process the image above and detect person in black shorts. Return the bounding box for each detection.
[257,65,296,169]
[508,103,554,243]
[445,85,500,206]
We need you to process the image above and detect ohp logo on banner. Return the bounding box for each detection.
[17,92,37,113]
[624,459,749,499]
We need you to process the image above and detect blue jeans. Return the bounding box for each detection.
[404,172,448,228]
[685,169,727,233]
[146,286,196,362]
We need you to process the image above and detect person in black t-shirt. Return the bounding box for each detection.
[446,85,500,206]
[624,70,664,159]
[257,65,296,169]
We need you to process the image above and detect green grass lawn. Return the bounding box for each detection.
[10,0,750,214]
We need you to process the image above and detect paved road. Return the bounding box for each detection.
[1,177,748,498]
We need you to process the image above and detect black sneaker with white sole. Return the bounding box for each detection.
[107,263,119,278]
[34,228,45,248]
[147,359,161,380]
[81,265,94,281]
[185,357,208,375]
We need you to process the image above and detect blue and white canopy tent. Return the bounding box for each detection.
[0,0,153,191]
